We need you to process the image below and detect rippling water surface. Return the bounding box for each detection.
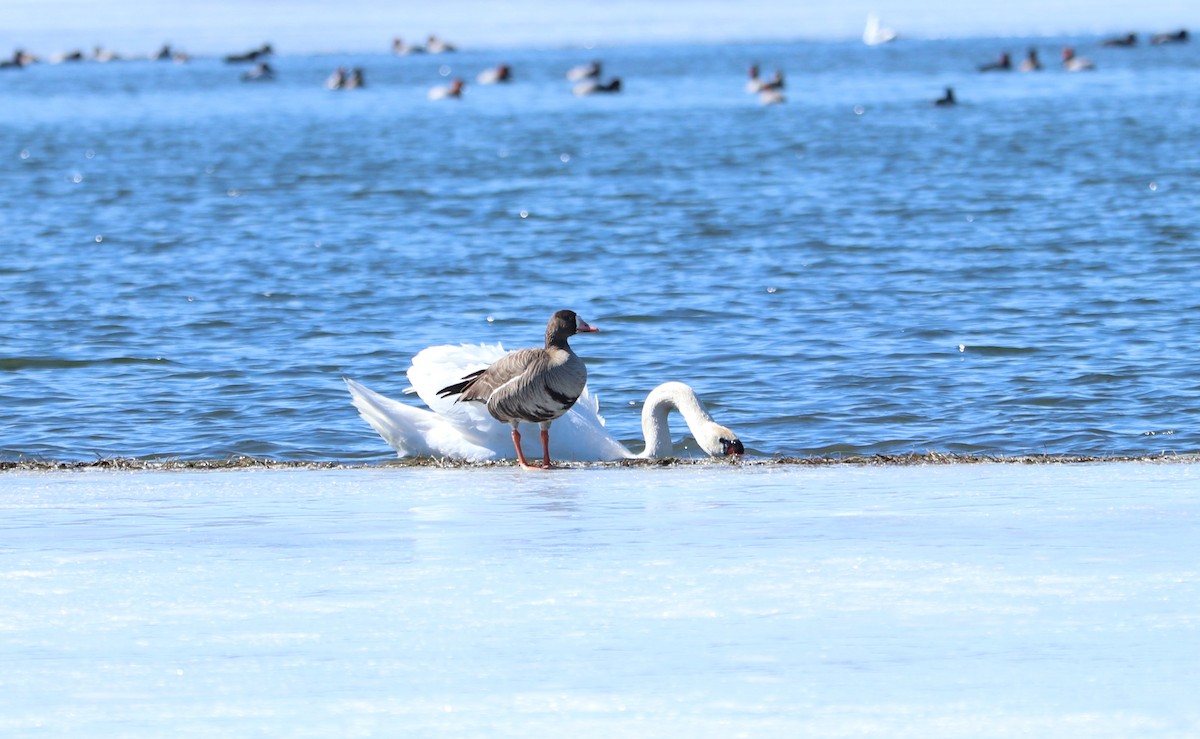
[3,38,1199,461]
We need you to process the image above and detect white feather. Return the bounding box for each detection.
[347,343,743,462]
[347,343,630,462]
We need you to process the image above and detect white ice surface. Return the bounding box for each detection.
[1,463,1198,736]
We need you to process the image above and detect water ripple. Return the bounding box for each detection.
[3,42,1200,461]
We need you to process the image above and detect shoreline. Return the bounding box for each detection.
[3,451,1197,473]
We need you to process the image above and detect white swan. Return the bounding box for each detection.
[345,343,744,462]
[863,13,897,46]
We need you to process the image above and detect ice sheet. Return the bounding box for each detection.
[2,463,1197,736]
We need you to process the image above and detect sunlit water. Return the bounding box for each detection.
[2,38,1199,463]
[2,463,1198,735]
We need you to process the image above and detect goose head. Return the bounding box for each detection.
[546,309,599,347]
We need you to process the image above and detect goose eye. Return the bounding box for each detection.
[721,438,745,456]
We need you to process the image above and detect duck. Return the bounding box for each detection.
[392,37,425,55]
[225,43,272,64]
[1,49,37,69]
[152,44,189,63]
[434,310,598,469]
[1018,48,1042,72]
[567,60,601,82]
[326,66,347,90]
[48,49,85,64]
[428,78,465,100]
[745,64,765,93]
[345,347,744,463]
[426,35,456,53]
[759,70,784,91]
[978,52,1011,71]
[92,46,120,63]
[573,77,621,96]
[934,87,956,106]
[1102,33,1137,47]
[241,62,275,82]
[476,64,511,84]
[1150,29,1188,45]
[344,67,365,89]
[1061,47,1095,71]
[759,89,785,105]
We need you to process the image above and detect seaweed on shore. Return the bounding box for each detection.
[2,450,1197,473]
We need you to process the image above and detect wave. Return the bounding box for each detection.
[0,357,172,371]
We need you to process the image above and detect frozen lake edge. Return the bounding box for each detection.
[4,450,1200,473]
[2,460,1197,737]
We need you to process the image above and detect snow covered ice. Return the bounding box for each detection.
[2,463,1198,736]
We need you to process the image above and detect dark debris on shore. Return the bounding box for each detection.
[2,451,1198,473]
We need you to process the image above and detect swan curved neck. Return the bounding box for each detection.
[638,382,714,458]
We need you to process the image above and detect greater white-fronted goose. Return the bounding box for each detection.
[435,310,598,469]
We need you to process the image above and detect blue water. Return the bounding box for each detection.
[3,37,1199,462]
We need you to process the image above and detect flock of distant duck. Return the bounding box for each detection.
[933,28,1190,107]
[3,26,1191,107]
[0,34,620,101]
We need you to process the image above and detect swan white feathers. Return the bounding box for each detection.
[345,343,743,462]
[863,13,897,46]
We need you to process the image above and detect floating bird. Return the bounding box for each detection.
[745,64,765,93]
[346,349,744,462]
[863,13,897,46]
[428,78,465,100]
[225,43,272,64]
[1062,47,1095,72]
[47,49,84,64]
[93,46,120,63]
[934,87,957,106]
[1019,48,1042,72]
[0,49,37,69]
[425,35,457,54]
[759,88,785,105]
[573,77,621,95]
[978,52,1011,71]
[326,66,347,90]
[1102,33,1137,47]
[1150,29,1188,45]
[476,64,511,84]
[241,62,275,82]
[392,37,425,55]
[567,60,601,82]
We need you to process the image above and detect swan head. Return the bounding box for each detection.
[696,423,744,457]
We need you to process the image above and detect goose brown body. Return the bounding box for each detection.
[436,309,598,468]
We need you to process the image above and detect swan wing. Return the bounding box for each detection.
[407,343,510,442]
[352,343,634,461]
[545,383,634,461]
[345,377,500,461]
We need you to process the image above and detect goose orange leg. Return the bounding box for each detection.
[510,426,547,471]
[540,427,553,469]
